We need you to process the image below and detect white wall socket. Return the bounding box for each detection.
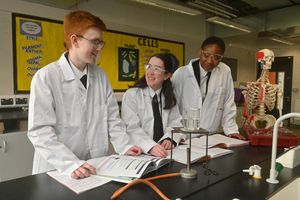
[0,95,15,107]
[0,95,29,108]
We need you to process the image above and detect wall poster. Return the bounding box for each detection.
[13,13,184,93]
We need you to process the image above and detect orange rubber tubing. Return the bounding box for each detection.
[110,172,180,200]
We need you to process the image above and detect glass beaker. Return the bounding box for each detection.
[182,108,201,130]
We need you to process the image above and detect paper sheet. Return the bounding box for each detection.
[47,171,110,194]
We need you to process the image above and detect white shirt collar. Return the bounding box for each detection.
[69,60,88,79]
[68,59,89,89]
[199,63,209,78]
[149,87,162,99]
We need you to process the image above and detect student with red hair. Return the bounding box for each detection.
[28,10,142,179]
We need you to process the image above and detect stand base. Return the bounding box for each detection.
[266,178,279,184]
[180,168,197,179]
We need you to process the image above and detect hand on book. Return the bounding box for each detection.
[71,163,96,179]
[228,133,246,140]
[125,145,143,156]
[160,139,174,150]
[150,144,168,158]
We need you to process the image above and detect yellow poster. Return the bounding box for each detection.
[99,31,184,91]
[13,14,184,92]
[14,14,64,93]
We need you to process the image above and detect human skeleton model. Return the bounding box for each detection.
[243,49,282,129]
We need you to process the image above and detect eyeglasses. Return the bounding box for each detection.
[76,35,105,49]
[201,50,223,61]
[144,64,166,74]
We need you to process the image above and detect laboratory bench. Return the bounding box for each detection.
[185,158,300,200]
[0,145,299,200]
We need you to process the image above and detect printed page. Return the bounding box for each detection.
[140,155,170,174]
[89,155,154,178]
[189,136,223,149]
[139,154,170,167]
[168,148,207,164]
[171,146,233,164]
[208,134,249,147]
[47,171,110,194]
[203,147,233,158]
[184,134,249,149]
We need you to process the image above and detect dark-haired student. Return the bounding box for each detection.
[172,36,245,140]
[121,53,184,158]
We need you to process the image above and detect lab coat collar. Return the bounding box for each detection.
[186,59,201,90]
[185,58,206,105]
[187,58,199,77]
[59,52,76,81]
[58,52,95,89]
[188,57,220,73]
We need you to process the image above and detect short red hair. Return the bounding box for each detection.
[64,10,106,50]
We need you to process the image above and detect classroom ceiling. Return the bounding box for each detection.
[21,0,300,47]
[22,0,300,16]
[22,0,86,9]
[228,0,300,47]
[182,0,300,18]
[130,0,300,47]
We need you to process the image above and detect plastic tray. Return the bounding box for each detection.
[243,125,300,147]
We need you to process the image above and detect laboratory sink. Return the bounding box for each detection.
[267,176,300,200]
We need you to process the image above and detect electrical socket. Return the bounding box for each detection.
[15,95,29,106]
[0,96,14,107]
[0,95,29,108]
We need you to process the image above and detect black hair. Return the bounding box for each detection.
[168,53,179,73]
[131,53,178,109]
[201,36,225,54]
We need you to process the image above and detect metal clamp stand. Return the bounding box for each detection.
[171,128,210,179]
[180,132,197,178]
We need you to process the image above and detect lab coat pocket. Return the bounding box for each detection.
[202,87,225,132]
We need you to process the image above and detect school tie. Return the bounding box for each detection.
[152,94,164,142]
[205,71,211,95]
[80,74,87,89]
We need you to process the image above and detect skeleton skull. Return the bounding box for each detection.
[256,49,274,70]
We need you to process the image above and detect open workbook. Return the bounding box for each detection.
[47,170,110,194]
[184,134,249,149]
[170,146,233,164]
[47,154,170,194]
[168,134,248,164]
[87,154,170,183]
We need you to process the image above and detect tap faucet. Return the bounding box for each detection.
[266,112,300,184]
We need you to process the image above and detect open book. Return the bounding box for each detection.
[87,154,170,183]
[47,154,170,194]
[184,134,249,149]
[170,146,233,164]
[47,170,110,194]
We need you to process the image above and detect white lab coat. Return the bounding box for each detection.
[121,87,183,153]
[171,58,239,134]
[28,53,132,176]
